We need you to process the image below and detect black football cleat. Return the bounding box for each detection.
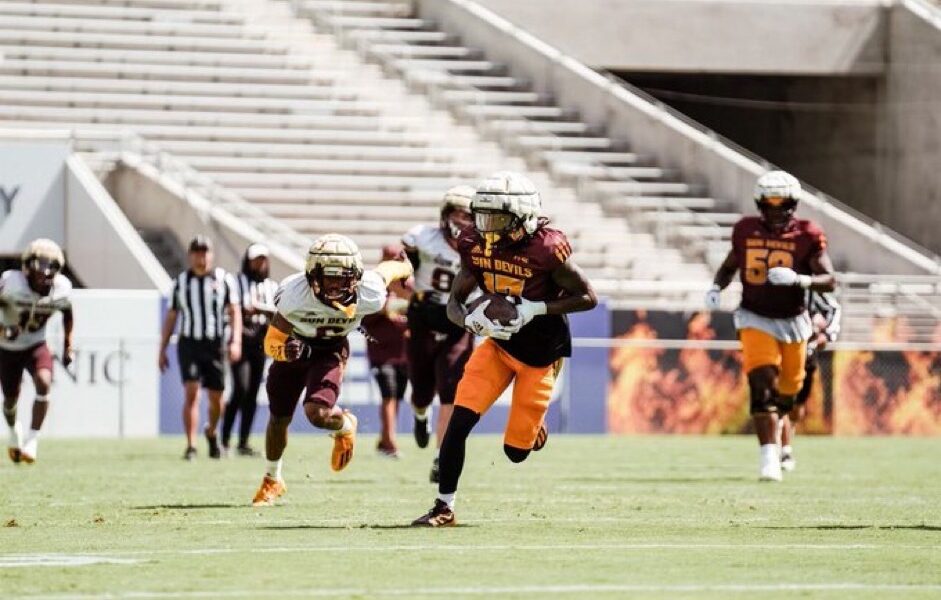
[183,446,197,461]
[411,499,456,527]
[429,457,440,483]
[413,415,431,449]
[532,423,548,451]
[205,429,221,460]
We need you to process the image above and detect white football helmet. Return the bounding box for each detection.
[305,234,364,304]
[440,184,475,239]
[754,170,801,203]
[472,171,542,241]
[754,170,801,231]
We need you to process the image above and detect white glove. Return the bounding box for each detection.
[506,297,547,333]
[768,267,811,288]
[704,284,722,310]
[463,300,514,340]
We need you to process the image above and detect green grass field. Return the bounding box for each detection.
[1,435,940,599]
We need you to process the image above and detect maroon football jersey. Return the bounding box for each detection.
[457,221,573,367]
[732,216,827,318]
[361,297,408,367]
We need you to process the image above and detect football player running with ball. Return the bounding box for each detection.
[0,239,74,464]
[412,172,597,527]
[251,234,412,506]
[705,171,835,482]
[402,185,476,483]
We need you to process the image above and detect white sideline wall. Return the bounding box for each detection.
[11,289,162,438]
[417,0,941,276]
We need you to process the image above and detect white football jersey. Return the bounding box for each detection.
[402,224,461,304]
[274,270,387,340]
[0,270,72,351]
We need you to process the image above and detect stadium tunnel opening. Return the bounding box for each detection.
[610,72,889,235]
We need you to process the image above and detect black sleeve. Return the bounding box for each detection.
[405,249,420,272]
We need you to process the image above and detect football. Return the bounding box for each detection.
[466,293,519,326]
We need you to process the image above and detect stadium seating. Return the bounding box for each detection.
[1,0,937,340]
[0,0,714,294]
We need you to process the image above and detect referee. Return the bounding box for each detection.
[221,243,278,457]
[159,235,242,460]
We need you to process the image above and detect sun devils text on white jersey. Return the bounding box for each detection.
[0,270,72,351]
[274,270,387,341]
[402,224,462,305]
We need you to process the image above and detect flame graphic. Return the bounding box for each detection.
[607,312,748,434]
[833,349,941,435]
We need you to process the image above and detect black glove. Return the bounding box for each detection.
[285,338,312,361]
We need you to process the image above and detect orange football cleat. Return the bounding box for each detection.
[7,447,21,463]
[251,475,286,507]
[331,411,357,472]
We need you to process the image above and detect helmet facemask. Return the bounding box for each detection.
[308,264,360,307]
[442,207,473,240]
[756,195,797,233]
[23,256,61,294]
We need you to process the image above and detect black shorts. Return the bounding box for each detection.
[372,363,408,400]
[266,339,349,418]
[177,338,225,391]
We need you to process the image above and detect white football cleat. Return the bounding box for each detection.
[7,422,23,463]
[780,452,796,472]
[20,433,38,464]
[759,444,782,482]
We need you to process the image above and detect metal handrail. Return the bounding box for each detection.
[436,0,941,274]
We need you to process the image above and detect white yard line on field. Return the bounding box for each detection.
[18,582,941,599]
[4,541,940,563]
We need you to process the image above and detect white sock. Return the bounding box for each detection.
[266,459,282,480]
[782,444,793,456]
[338,413,354,435]
[760,443,779,461]
[26,428,40,442]
[776,419,785,445]
[437,492,455,509]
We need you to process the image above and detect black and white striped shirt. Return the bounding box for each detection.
[235,272,278,340]
[808,290,841,348]
[170,268,238,341]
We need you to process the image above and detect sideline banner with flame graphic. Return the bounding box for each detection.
[607,310,940,436]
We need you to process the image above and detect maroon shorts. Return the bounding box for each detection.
[406,322,473,409]
[265,339,349,419]
[0,343,54,398]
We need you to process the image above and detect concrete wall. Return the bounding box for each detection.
[881,1,941,254]
[469,0,886,74]
[104,161,304,282]
[65,156,171,291]
[418,0,940,274]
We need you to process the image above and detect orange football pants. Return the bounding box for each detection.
[738,328,807,396]
[454,338,562,450]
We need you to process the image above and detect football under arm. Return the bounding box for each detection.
[446,267,478,328]
[263,312,293,361]
[713,250,739,290]
[808,252,836,292]
[547,259,597,316]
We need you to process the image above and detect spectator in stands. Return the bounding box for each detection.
[159,235,241,461]
[221,243,278,457]
[361,245,412,458]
